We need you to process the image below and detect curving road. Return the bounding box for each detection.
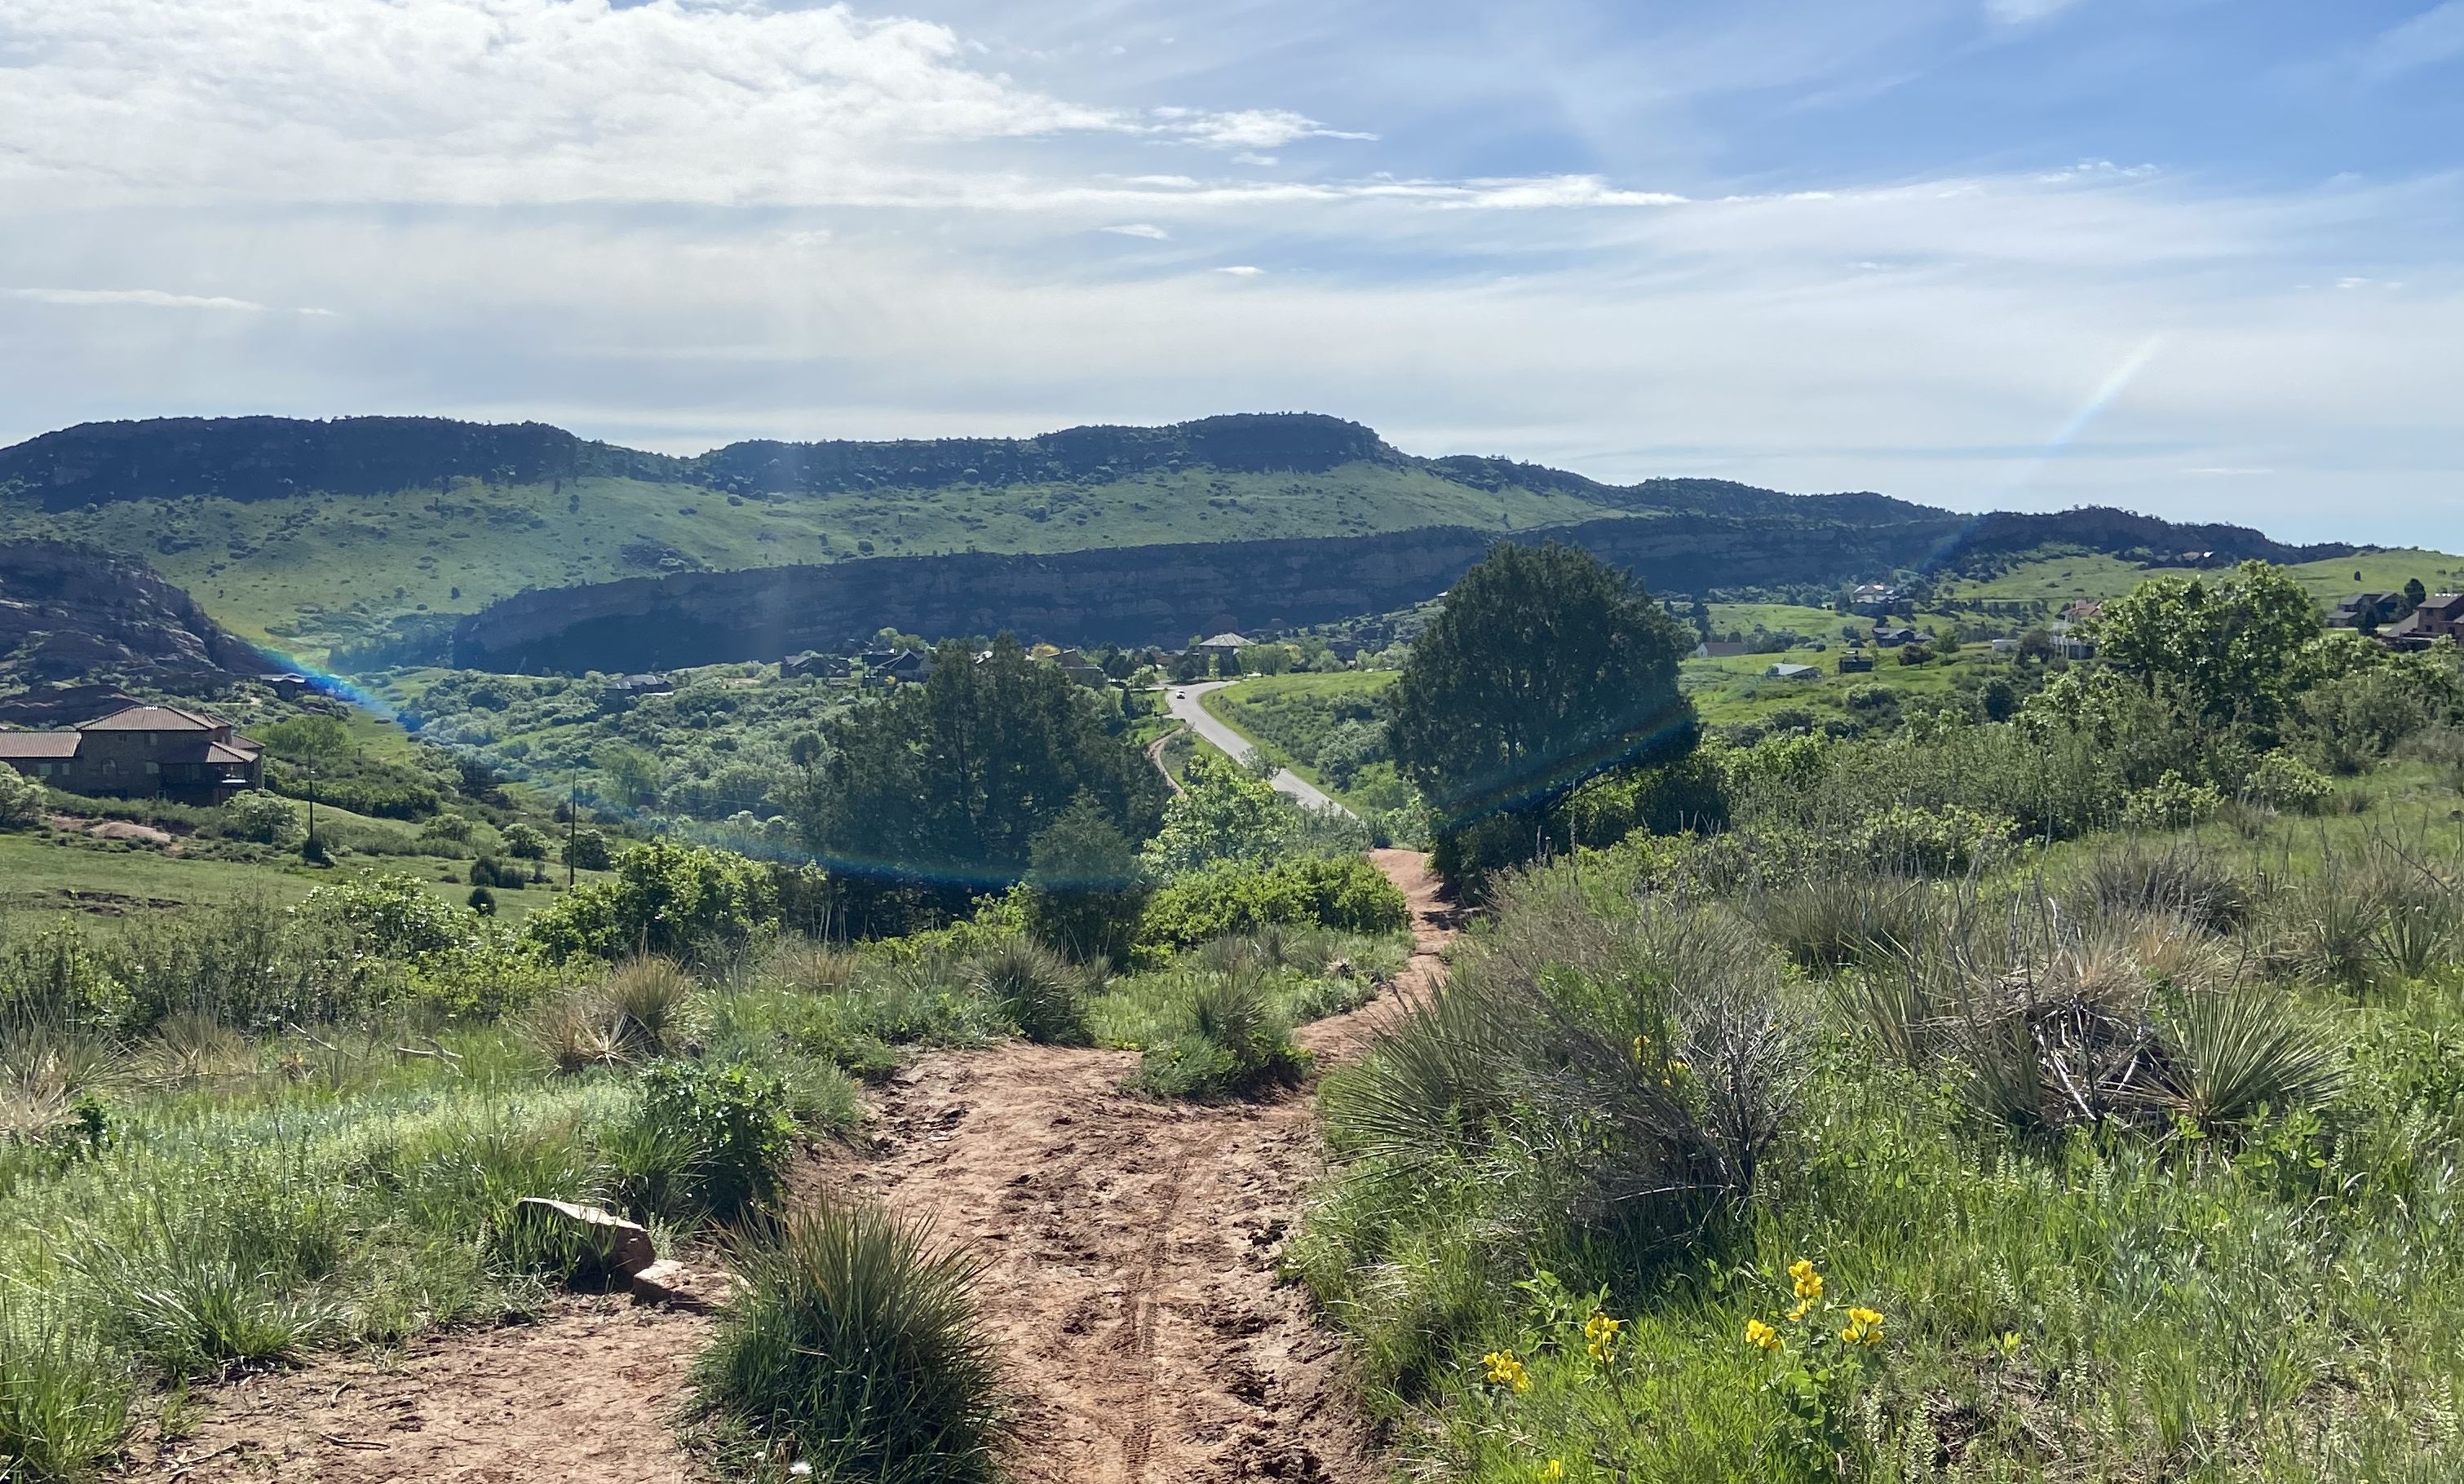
[1161,681,1359,819]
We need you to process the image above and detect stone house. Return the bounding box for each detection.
[0,703,264,805]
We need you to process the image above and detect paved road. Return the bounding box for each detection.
[1163,682,1359,819]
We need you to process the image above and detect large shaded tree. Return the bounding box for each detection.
[789,637,1166,908]
[1389,541,1697,834]
[2090,560,2320,728]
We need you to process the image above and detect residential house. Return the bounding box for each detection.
[1765,662,1820,682]
[1850,583,1898,614]
[1872,625,1918,647]
[1692,640,1751,659]
[2328,593,2397,630]
[781,651,852,680]
[862,649,933,683]
[1197,632,1254,658]
[258,672,315,700]
[2380,594,2464,651]
[1838,650,1875,673]
[1048,648,1109,687]
[2059,600,2105,626]
[605,673,675,699]
[0,703,264,805]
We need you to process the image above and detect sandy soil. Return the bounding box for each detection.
[139,850,1455,1484]
[132,1297,712,1483]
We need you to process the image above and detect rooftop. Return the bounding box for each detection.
[76,704,226,733]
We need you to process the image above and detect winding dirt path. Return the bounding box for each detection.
[808,847,1454,1483]
[141,851,1454,1484]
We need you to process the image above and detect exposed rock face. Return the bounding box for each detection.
[0,540,268,686]
[452,505,2352,676]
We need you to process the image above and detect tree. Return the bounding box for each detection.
[788,636,1166,900]
[1388,541,1698,828]
[2403,577,2428,616]
[522,838,779,962]
[1020,794,1151,964]
[502,822,549,859]
[259,713,352,764]
[2090,560,2321,727]
[596,743,663,809]
[1140,749,1295,876]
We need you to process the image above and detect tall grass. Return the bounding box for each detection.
[692,1195,1005,1484]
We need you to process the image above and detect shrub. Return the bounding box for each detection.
[2245,749,2332,814]
[636,1059,794,1222]
[220,791,303,848]
[2119,771,2224,831]
[1139,856,1407,952]
[2068,843,2253,935]
[522,839,780,964]
[1855,802,2015,872]
[693,1195,1003,1483]
[1134,974,1309,1100]
[523,959,694,1073]
[968,939,1090,1047]
[502,822,549,859]
[0,768,42,830]
[1018,797,1148,965]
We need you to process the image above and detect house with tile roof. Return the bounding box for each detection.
[0,703,264,804]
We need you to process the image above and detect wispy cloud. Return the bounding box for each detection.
[5,287,263,311]
[1102,223,1171,239]
[1148,108,1376,149]
[2362,2,2464,79]
[1984,0,2085,24]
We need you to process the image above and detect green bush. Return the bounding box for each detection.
[0,768,42,830]
[1139,856,1408,952]
[635,1060,794,1223]
[1133,974,1309,1099]
[563,828,613,872]
[522,839,780,964]
[219,791,303,848]
[692,1195,1004,1484]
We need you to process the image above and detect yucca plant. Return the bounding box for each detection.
[0,1025,120,1144]
[968,939,1090,1047]
[602,956,697,1055]
[694,1196,1005,1484]
[2157,987,2346,1133]
[1135,974,1310,1099]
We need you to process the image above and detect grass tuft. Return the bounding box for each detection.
[692,1195,1004,1484]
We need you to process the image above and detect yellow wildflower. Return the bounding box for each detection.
[1482,1349,1533,1393]
[1785,1301,1811,1323]
[1789,1259,1824,1302]
[1842,1306,1885,1345]
[1745,1318,1781,1352]
[1584,1313,1622,1359]
[1541,1463,1565,1481]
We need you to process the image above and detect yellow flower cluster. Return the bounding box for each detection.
[1539,1462,1564,1481]
[1745,1259,1889,1357]
[1482,1349,1533,1393]
[1584,1312,1623,1360]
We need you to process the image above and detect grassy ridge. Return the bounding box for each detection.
[0,466,1626,664]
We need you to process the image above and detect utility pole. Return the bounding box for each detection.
[567,772,577,888]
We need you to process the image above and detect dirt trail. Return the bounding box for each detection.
[816,847,1454,1483]
[140,1297,711,1483]
[145,850,1453,1484]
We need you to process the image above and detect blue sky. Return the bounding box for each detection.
[0,0,2457,545]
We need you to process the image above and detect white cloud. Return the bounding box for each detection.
[1984,0,2084,23]
[1103,223,1171,239]
[2364,2,2464,79]
[5,286,262,311]
[1148,107,1374,149]
[1216,265,1266,276]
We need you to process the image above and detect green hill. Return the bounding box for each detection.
[0,410,2370,672]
